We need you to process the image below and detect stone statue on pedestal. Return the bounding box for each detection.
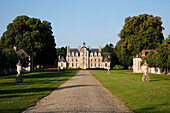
[142,61,149,82]
[107,66,110,74]
[16,60,23,83]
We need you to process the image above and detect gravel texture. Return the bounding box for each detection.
[23,70,133,113]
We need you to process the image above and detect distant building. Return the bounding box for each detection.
[14,45,31,72]
[133,50,161,74]
[58,42,111,69]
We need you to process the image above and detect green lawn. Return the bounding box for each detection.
[90,70,170,113]
[0,70,78,113]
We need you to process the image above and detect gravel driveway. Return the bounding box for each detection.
[23,70,132,113]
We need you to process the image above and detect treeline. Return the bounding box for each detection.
[101,14,169,72]
[141,36,170,73]
[0,15,56,71]
[0,48,28,74]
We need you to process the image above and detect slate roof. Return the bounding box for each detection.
[16,49,29,57]
[70,49,79,53]
[134,50,156,58]
[90,49,99,53]
[59,56,66,62]
[103,56,110,62]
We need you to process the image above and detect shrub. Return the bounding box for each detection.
[112,65,124,70]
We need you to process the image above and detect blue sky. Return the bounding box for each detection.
[0,0,170,48]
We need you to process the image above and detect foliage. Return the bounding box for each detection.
[156,36,170,71]
[141,50,157,67]
[17,53,29,68]
[55,47,67,67]
[0,15,56,68]
[115,14,164,68]
[67,67,80,70]
[102,43,119,68]
[112,65,124,70]
[90,70,170,113]
[0,49,29,74]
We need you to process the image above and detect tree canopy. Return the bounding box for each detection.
[54,47,67,67]
[102,43,119,68]
[155,36,170,71]
[115,14,164,67]
[0,15,56,67]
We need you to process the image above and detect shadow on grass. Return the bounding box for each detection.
[0,87,56,95]
[0,79,70,86]
[150,80,159,81]
[0,109,22,113]
[134,103,169,113]
[0,93,42,98]
[0,84,98,95]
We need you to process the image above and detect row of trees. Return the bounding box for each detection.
[115,14,165,68]
[0,15,56,70]
[142,36,170,73]
[114,14,169,71]
[0,48,28,73]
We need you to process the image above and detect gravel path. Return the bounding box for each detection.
[23,70,132,113]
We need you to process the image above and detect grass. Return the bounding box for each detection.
[90,70,170,113]
[0,70,78,113]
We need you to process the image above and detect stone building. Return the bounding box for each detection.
[14,45,31,72]
[58,42,111,69]
[133,50,161,74]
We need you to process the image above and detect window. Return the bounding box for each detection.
[76,63,78,67]
[91,63,92,67]
[72,63,74,67]
[105,63,107,67]
[95,59,96,62]
[68,63,70,67]
[95,63,96,67]
[98,63,100,67]
[91,59,92,62]
[61,63,63,67]
[76,59,78,62]
[98,58,100,62]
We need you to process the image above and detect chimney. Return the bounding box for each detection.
[13,45,17,51]
[99,46,101,52]
[79,46,81,52]
[88,46,90,50]
[108,55,110,59]
[67,46,69,53]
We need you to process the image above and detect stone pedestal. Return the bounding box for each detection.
[58,66,60,73]
[142,61,149,82]
[142,74,150,82]
[16,60,23,83]
[16,74,23,83]
[107,67,110,74]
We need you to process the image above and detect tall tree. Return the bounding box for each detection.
[115,14,164,67]
[54,47,67,67]
[156,36,170,73]
[0,15,56,68]
[102,43,119,68]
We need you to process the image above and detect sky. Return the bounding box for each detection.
[0,0,170,48]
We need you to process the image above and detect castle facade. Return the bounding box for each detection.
[58,42,110,69]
